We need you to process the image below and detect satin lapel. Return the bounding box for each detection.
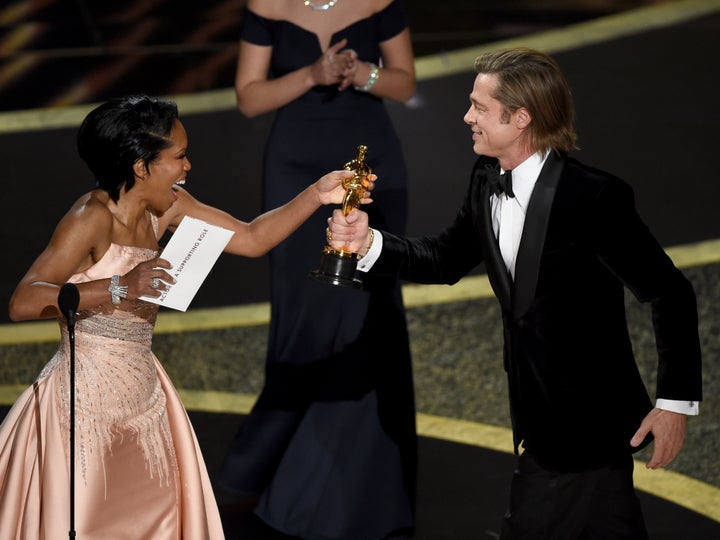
[513,152,564,319]
[477,168,513,310]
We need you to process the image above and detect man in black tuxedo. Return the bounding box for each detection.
[327,47,702,538]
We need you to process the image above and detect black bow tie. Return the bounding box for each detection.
[485,164,515,198]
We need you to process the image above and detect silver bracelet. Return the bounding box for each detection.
[355,63,379,92]
[108,274,128,305]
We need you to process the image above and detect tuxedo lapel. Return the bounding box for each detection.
[513,152,564,319]
[476,166,513,310]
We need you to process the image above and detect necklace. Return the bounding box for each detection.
[303,0,339,11]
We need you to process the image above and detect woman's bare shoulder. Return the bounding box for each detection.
[246,0,284,18]
[23,191,114,281]
[53,191,113,243]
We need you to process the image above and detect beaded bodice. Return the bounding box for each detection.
[40,241,176,484]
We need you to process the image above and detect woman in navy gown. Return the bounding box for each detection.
[218,0,417,538]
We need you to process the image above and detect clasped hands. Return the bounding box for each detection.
[313,38,358,91]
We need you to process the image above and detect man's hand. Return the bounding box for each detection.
[630,408,687,469]
[328,208,370,255]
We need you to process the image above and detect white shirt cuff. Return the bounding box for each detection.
[357,229,382,272]
[656,398,699,416]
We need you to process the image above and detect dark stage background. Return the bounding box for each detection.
[1,11,718,323]
[0,2,719,538]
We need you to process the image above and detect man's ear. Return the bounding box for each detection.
[132,159,148,180]
[515,107,532,129]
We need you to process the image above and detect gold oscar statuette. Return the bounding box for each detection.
[309,145,372,289]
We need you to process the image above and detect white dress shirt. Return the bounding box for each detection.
[491,152,546,279]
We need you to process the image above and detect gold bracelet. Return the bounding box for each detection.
[365,229,375,254]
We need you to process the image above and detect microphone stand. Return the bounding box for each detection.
[58,283,80,540]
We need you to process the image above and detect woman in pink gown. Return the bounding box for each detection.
[0,95,364,539]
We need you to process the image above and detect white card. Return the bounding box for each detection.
[141,216,234,312]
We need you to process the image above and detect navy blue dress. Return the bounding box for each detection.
[219,2,417,539]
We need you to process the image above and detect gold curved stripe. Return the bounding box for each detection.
[1,0,718,133]
[415,412,720,525]
[414,0,720,80]
[1,385,717,523]
[176,390,720,526]
[1,238,717,345]
[86,388,720,524]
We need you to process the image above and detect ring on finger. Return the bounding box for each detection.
[326,228,333,243]
[152,277,160,289]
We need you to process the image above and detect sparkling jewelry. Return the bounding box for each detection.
[355,63,379,92]
[303,0,339,11]
[108,275,128,305]
[152,277,160,289]
[326,227,333,244]
[365,228,375,254]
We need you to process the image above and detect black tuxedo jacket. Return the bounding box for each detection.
[372,151,702,471]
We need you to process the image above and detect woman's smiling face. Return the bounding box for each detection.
[143,119,191,212]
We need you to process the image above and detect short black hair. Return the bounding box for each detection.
[77,95,179,202]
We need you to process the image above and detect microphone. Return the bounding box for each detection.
[58,283,80,328]
[58,282,80,539]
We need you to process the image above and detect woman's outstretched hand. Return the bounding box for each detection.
[314,170,376,206]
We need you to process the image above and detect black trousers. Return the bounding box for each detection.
[500,451,648,539]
